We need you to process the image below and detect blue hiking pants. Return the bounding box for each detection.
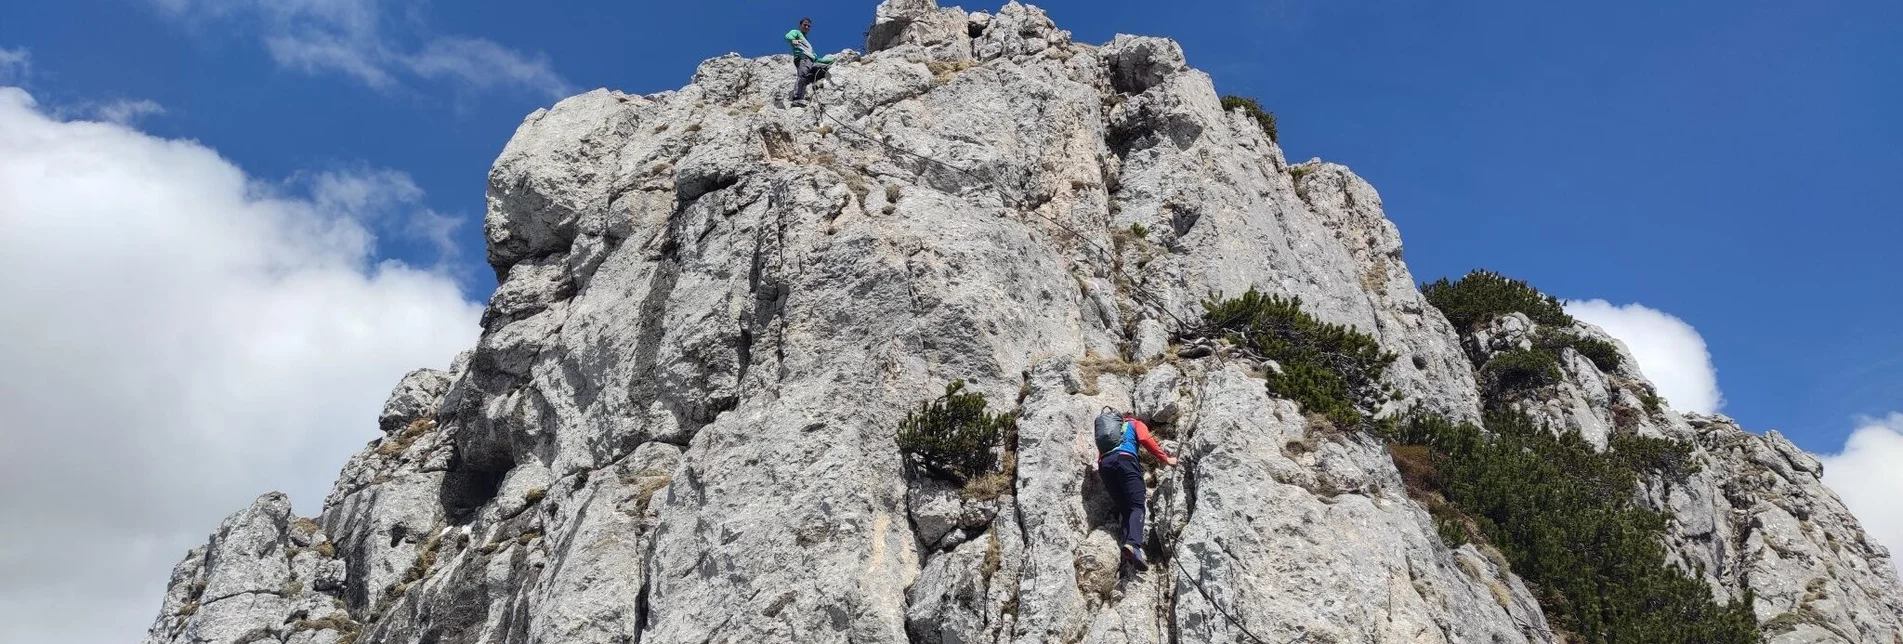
[1098,452,1146,547]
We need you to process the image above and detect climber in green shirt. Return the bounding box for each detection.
[786,17,834,106]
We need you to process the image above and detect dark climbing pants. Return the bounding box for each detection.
[1099,452,1146,547]
[791,57,828,101]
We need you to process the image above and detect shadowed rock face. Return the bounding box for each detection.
[142,2,1903,643]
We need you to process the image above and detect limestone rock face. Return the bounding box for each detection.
[144,1,1903,643]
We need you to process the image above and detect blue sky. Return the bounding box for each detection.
[2,1,1900,640]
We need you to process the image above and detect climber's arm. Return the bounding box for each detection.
[1132,419,1178,465]
[786,30,809,60]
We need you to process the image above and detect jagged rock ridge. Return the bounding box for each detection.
[144,2,1903,643]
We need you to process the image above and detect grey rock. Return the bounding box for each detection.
[1103,34,1187,95]
[1171,367,1544,643]
[1467,311,1535,361]
[867,0,973,62]
[1131,363,1181,424]
[909,479,969,549]
[973,2,1071,61]
[143,493,356,644]
[905,525,998,644]
[378,368,454,432]
[1293,160,1482,421]
[1676,415,1903,643]
[1131,317,1169,363]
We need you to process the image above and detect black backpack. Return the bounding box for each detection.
[1093,407,1128,456]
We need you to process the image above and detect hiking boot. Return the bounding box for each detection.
[1121,543,1149,572]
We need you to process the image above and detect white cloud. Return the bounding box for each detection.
[149,0,569,97]
[404,36,570,100]
[302,166,463,264]
[92,99,167,124]
[1565,299,1725,414]
[1820,413,1903,578]
[265,33,398,88]
[0,47,29,83]
[307,166,424,215]
[404,207,466,264]
[0,88,482,643]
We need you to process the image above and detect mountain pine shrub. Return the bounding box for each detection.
[1610,433,1700,479]
[1381,412,1759,644]
[1568,335,1625,373]
[1220,95,1278,143]
[1203,289,1396,428]
[897,380,1014,483]
[1634,386,1665,414]
[1533,328,1626,373]
[1422,269,1574,331]
[1478,348,1562,396]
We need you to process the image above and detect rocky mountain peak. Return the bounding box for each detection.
[143,2,1902,643]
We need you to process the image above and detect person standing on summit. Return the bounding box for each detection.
[786,17,834,106]
[1092,408,1178,572]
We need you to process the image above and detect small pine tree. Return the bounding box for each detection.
[1610,433,1699,479]
[896,381,1014,482]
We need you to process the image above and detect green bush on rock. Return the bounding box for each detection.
[1567,335,1624,373]
[896,381,1014,483]
[1203,289,1396,428]
[1478,348,1562,396]
[1380,412,1758,644]
[1220,95,1278,144]
[1610,433,1700,479]
[1422,269,1574,331]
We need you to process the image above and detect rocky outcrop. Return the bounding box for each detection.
[144,493,358,644]
[1463,309,1903,644]
[145,1,1903,643]
[1681,416,1903,644]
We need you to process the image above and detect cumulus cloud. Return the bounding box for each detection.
[0,47,29,83]
[149,0,569,97]
[0,88,481,643]
[1820,413,1903,577]
[1565,299,1725,414]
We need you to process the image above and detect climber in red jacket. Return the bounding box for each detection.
[1093,410,1177,571]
